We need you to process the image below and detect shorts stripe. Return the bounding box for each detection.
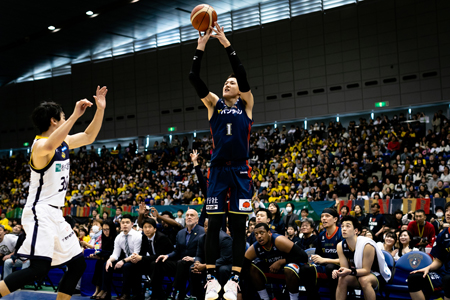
[30,173,44,256]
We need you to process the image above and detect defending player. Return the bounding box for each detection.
[0,86,107,300]
[189,22,254,300]
[408,202,450,300]
[244,223,307,300]
[333,216,391,300]
[299,208,343,300]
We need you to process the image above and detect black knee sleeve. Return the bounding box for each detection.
[229,214,247,268]
[58,255,87,295]
[4,259,51,293]
[443,275,450,298]
[205,214,223,265]
[408,272,432,294]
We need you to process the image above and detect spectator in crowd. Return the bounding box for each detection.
[89,219,117,300]
[353,205,366,224]
[103,215,142,300]
[364,203,385,242]
[130,218,173,300]
[282,202,298,232]
[2,224,28,280]
[268,203,285,235]
[190,219,232,299]
[286,225,300,244]
[430,206,447,234]
[154,209,204,299]
[295,218,317,250]
[394,230,419,261]
[407,209,435,249]
[376,232,398,257]
[247,208,273,245]
[339,206,349,219]
[361,230,374,240]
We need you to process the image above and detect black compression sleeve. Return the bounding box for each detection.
[225,45,251,93]
[188,49,210,99]
[285,243,308,264]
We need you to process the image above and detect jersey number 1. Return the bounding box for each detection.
[226,123,232,135]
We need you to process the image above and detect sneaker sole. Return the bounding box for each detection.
[223,293,237,300]
[205,285,221,300]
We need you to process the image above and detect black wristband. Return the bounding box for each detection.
[350,267,357,276]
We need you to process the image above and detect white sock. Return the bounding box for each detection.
[289,292,299,300]
[257,289,270,300]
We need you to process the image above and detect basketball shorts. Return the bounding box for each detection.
[17,204,82,266]
[206,161,253,214]
[428,272,444,292]
[252,258,286,282]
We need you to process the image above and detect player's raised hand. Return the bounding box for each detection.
[93,85,107,110]
[73,99,93,119]
[197,28,212,50]
[210,22,230,47]
[190,149,199,163]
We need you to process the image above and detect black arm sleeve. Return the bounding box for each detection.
[188,49,210,99]
[195,165,207,197]
[285,243,308,264]
[225,45,250,93]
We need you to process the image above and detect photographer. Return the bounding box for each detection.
[407,209,435,250]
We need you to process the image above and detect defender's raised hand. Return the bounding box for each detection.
[93,85,107,110]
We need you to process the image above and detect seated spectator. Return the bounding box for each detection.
[175,209,185,227]
[407,209,435,249]
[407,202,450,300]
[3,224,29,280]
[282,202,298,232]
[295,218,317,250]
[430,206,447,234]
[340,206,349,219]
[376,232,398,257]
[103,215,142,300]
[299,208,309,222]
[154,209,204,299]
[334,216,391,300]
[130,218,173,300]
[81,219,103,250]
[432,180,448,198]
[361,230,374,240]
[191,219,232,299]
[89,219,117,300]
[353,205,366,224]
[394,230,419,261]
[363,203,385,242]
[286,225,300,244]
[268,202,285,235]
[242,223,307,300]
[247,208,273,245]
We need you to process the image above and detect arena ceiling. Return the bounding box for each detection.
[0,0,266,87]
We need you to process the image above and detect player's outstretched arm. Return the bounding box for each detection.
[211,22,254,113]
[66,86,107,149]
[189,30,219,118]
[33,99,93,159]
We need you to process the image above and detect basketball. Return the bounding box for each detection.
[190,4,217,32]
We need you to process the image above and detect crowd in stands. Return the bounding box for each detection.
[1,109,450,299]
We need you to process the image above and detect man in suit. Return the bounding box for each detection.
[190,219,232,299]
[155,209,204,299]
[130,218,174,299]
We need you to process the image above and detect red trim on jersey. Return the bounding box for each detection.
[246,160,252,179]
[210,126,215,149]
[247,123,252,153]
[326,226,339,240]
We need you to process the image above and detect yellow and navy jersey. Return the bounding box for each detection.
[27,136,70,208]
[315,226,343,260]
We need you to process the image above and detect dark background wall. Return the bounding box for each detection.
[1,0,449,149]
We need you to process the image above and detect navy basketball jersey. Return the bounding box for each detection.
[431,228,450,275]
[341,239,380,272]
[253,233,285,265]
[315,226,343,260]
[209,98,253,166]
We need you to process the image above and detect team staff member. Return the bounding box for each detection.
[333,216,391,300]
[243,223,308,300]
[189,21,255,300]
[1,86,107,300]
[299,208,343,300]
[408,202,450,300]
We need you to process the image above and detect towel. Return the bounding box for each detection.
[354,236,391,282]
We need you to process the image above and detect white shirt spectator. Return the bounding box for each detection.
[110,229,142,261]
[0,234,18,255]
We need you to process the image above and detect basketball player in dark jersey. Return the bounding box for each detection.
[244,223,307,300]
[189,22,253,300]
[333,216,391,300]
[299,208,343,300]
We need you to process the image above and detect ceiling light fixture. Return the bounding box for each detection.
[130,0,139,3]
[86,11,94,16]
[52,28,61,33]
[90,13,99,18]
[48,26,56,30]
